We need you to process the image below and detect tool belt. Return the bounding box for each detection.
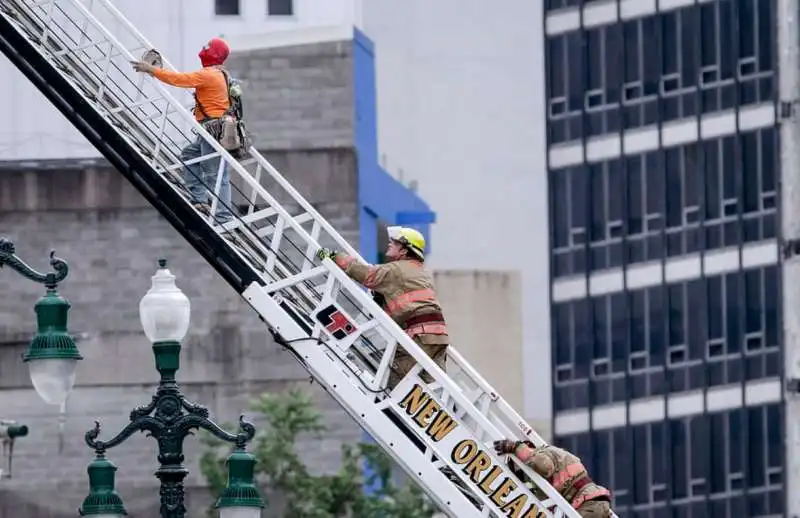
[200,117,224,139]
[403,312,446,329]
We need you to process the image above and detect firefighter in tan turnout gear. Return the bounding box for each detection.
[316,226,448,390]
[494,439,614,517]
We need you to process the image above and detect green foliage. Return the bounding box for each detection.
[200,388,439,518]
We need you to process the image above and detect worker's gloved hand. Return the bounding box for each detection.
[494,439,521,455]
[316,248,337,262]
[130,60,154,74]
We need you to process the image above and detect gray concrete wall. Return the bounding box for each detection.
[224,40,355,151]
[0,152,360,516]
[433,270,551,442]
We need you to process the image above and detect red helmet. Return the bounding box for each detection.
[199,37,230,67]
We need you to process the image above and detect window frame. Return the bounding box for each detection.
[214,0,240,16]
[267,0,295,17]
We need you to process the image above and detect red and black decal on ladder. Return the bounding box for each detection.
[316,304,356,340]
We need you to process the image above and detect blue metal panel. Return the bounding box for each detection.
[353,28,435,258]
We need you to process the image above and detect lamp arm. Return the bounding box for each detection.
[180,414,256,449]
[0,239,69,288]
[84,418,165,454]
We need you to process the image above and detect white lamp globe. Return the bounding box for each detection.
[219,507,261,518]
[28,358,77,406]
[24,286,83,406]
[138,259,190,343]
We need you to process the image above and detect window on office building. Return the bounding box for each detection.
[545,0,581,11]
[545,0,776,145]
[215,0,240,15]
[555,405,784,517]
[552,264,779,411]
[268,0,294,16]
[549,126,777,278]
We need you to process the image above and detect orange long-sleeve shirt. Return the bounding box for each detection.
[151,66,229,121]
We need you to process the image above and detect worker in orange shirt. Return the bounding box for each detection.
[131,38,233,224]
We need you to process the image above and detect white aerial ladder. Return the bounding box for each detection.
[0,1,615,516]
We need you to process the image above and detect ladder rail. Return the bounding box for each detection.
[247,285,578,518]
[0,3,260,294]
[7,3,354,311]
[9,0,369,388]
[65,0,355,265]
[70,0,380,262]
[48,0,347,274]
[0,2,597,516]
[5,0,309,290]
[234,151,551,474]
[8,1,198,182]
[448,348,550,447]
[85,0,181,72]
[252,257,584,516]
[383,363,577,517]
[242,286,489,517]
[0,4,327,344]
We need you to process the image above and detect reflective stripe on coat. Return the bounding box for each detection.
[334,255,448,338]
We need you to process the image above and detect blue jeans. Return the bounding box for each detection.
[180,135,233,224]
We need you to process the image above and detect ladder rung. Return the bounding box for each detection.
[263,266,328,294]
[51,38,109,56]
[105,96,165,115]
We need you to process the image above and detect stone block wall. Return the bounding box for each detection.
[224,39,355,151]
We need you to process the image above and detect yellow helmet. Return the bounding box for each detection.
[387,226,425,260]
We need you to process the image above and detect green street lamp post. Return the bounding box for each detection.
[0,237,83,405]
[79,259,265,518]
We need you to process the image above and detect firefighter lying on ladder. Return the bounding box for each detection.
[316,226,448,390]
[494,439,615,518]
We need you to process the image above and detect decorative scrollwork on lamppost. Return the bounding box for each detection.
[78,259,265,518]
[0,237,82,406]
[0,238,69,286]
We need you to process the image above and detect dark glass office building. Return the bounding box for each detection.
[544,0,784,516]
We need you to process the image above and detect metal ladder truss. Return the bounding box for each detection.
[0,1,590,516]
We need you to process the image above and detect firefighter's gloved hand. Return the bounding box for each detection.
[316,248,337,262]
[494,439,521,455]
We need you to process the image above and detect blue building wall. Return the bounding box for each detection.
[351,27,436,495]
[353,28,436,265]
